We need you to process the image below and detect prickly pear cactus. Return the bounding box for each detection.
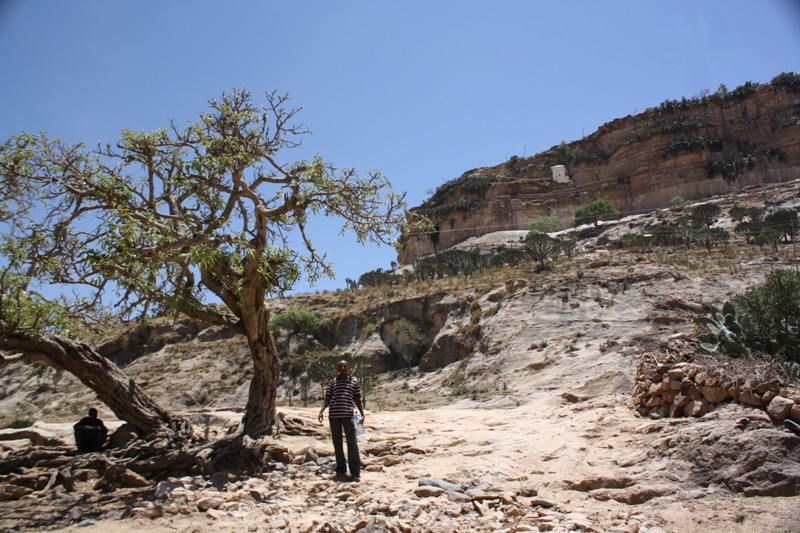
[694,302,757,357]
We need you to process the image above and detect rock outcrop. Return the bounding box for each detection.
[400,76,800,263]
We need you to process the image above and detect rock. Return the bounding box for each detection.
[527,496,558,508]
[685,399,713,417]
[755,380,780,394]
[93,465,149,490]
[792,403,800,424]
[0,423,69,447]
[130,506,163,519]
[419,328,475,371]
[563,476,634,491]
[784,419,800,436]
[375,455,403,467]
[418,477,460,491]
[155,480,184,499]
[739,389,764,407]
[518,482,540,497]
[0,482,33,501]
[591,484,677,504]
[108,423,138,448]
[446,489,471,502]
[210,471,234,490]
[700,386,729,404]
[414,486,444,498]
[303,447,320,464]
[196,497,224,511]
[767,395,794,421]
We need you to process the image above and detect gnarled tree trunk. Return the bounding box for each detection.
[0,333,192,440]
[241,304,281,438]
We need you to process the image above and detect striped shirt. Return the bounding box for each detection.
[325,376,361,418]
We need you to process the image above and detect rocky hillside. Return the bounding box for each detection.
[399,73,800,264]
[1,180,800,532]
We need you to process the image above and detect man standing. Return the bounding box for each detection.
[318,360,365,482]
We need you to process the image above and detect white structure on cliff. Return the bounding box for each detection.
[551,165,570,183]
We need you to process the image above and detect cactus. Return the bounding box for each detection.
[694,301,758,358]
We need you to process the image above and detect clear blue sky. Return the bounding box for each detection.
[1,1,799,295]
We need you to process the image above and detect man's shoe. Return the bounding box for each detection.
[348,475,360,483]
[332,473,348,482]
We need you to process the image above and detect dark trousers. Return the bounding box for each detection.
[329,417,360,477]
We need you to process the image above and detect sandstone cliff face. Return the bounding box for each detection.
[399,79,800,264]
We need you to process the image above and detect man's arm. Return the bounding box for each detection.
[318,397,330,423]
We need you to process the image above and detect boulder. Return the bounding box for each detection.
[419,328,474,372]
[700,386,729,404]
[766,395,795,421]
[108,423,138,449]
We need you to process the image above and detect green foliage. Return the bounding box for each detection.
[782,361,800,382]
[555,141,609,165]
[694,302,756,358]
[393,318,426,368]
[7,419,33,429]
[771,72,800,93]
[527,216,560,234]
[421,174,497,205]
[689,203,722,227]
[763,209,798,243]
[574,199,619,227]
[270,307,321,340]
[661,137,723,158]
[358,268,392,288]
[525,232,559,270]
[416,198,486,219]
[670,196,690,207]
[733,269,800,360]
[0,269,82,338]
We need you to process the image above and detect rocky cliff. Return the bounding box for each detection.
[399,74,800,264]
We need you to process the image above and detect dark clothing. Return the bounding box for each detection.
[324,375,362,477]
[329,416,360,477]
[325,376,361,418]
[74,416,107,452]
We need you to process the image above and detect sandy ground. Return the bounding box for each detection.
[36,390,800,533]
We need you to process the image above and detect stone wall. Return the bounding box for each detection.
[633,359,800,428]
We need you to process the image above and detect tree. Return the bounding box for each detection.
[690,203,721,227]
[525,232,559,270]
[270,307,320,341]
[764,209,798,244]
[393,318,426,369]
[0,90,407,448]
[573,199,619,227]
[527,216,560,234]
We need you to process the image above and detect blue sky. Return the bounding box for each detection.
[1,0,799,295]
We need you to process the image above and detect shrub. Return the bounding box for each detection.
[527,216,560,233]
[270,307,321,340]
[734,269,800,360]
[690,203,722,227]
[574,199,619,227]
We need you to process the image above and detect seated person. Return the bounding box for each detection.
[73,408,108,452]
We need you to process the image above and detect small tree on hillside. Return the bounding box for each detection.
[527,216,560,233]
[574,199,619,227]
[525,232,559,270]
[690,203,722,227]
[394,318,426,369]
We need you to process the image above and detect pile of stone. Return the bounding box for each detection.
[633,360,800,428]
